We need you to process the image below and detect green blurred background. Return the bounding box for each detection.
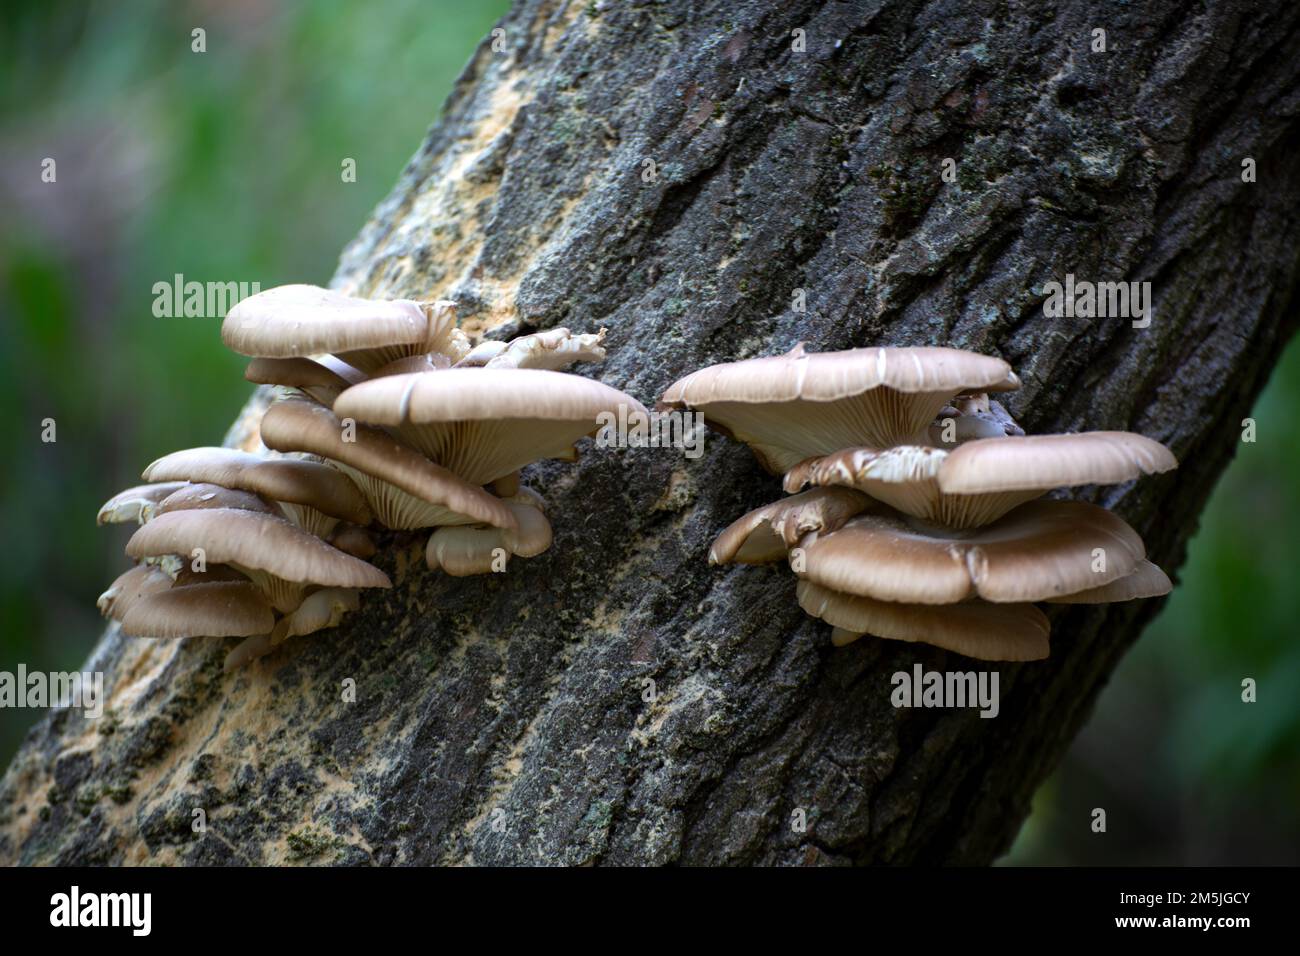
[1,0,1296,864]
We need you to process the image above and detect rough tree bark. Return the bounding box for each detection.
[3,0,1298,866]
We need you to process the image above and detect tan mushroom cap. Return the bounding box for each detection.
[222,284,462,371]
[659,344,1020,473]
[476,327,608,371]
[1046,558,1172,603]
[126,508,391,589]
[270,587,360,646]
[244,356,363,390]
[97,482,188,525]
[173,563,251,587]
[938,431,1178,494]
[156,482,279,518]
[333,368,649,485]
[97,564,173,621]
[120,581,275,639]
[244,355,365,406]
[259,398,515,531]
[709,487,873,565]
[929,396,1025,445]
[425,501,554,575]
[142,447,371,526]
[224,634,275,671]
[786,432,1177,530]
[792,499,1146,604]
[797,580,1050,661]
[328,524,377,559]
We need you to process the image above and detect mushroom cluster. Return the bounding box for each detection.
[96,284,642,668]
[661,344,1178,661]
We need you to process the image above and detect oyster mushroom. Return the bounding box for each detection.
[142,447,371,536]
[96,564,173,620]
[258,397,515,531]
[425,500,554,575]
[791,499,1147,604]
[659,344,1020,473]
[784,431,1177,529]
[471,327,608,370]
[154,482,281,518]
[1046,558,1172,603]
[97,482,188,525]
[125,507,390,613]
[929,393,1025,445]
[709,487,874,565]
[222,283,467,371]
[244,355,366,406]
[797,580,1051,660]
[119,581,276,639]
[332,367,649,485]
[270,587,361,646]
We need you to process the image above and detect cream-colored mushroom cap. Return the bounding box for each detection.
[244,355,365,405]
[97,482,188,525]
[471,327,608,371]
[1046,558,1172,603]
[126,508,391,589]
[786,432,1177,529]
[938,432,1178,494]
[222,284,462,371]
[270,587,361,646]
[659,344,1019,473]
[97,564,173,621]
[333,368,649,485]
[119,581,276,639]
[797,580,1050,661]
[155,482,279,517]
[709,487,873,565]
[793,499,1146,603]
[259,398,516,531]
[142,447,371,526]
[425,501,554,575]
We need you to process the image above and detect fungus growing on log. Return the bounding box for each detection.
[675,345,1178,660]
[95,284,636,667]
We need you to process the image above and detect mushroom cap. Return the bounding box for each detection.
[929,395,1025,446]
[425,501,554,575]
[793,499,1147,603]
[126,508,392,589]
[938,431,1179,494]
[173,563,251,587]
[224,633,276,671]
[155,482,280,517]
[142,447,371,525]
[709,487,873,565]
[333,368,649,485]
[480,327,608,371]
[222,284,460,371]
[328,524,377,559]
[786,432,1178,530]
[259,398,515,530]
[659,344,1019,472]
[97,482,188,525]
[797,580,1050,661]
[119,581,275,638]
[1046,558,1172,603]
[243,356,364,391]
[97,564,173,620]
[270,587,360,645]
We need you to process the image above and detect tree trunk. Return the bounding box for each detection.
[4,0,1299,866]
